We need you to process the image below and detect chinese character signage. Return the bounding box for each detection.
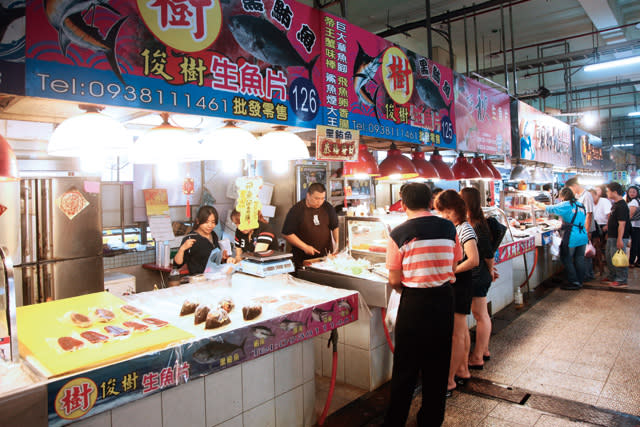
[235,176,263,230]
[319,16,456,147]
[315,125,359,161]
[454,73,510,157]
[512,101,571,167]
[573,127,611,171]
[25,0,323,128]
[494,236,535,264]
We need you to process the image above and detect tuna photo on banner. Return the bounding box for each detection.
[321,17,456,147]
[454,73,510,159]
[25,0,324,128]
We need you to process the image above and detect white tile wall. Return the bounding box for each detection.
[370,344,393,390]
[321,342,345,383]
[215,414,243,427]
[274,343,303,396]
[302,380,316,427]
[242,353,275,410]
[313,338,322,376]
[344,345,371,390]
[205,365,243,427]
[111,393,162,427]
[343,314,371,350]
[369,307,387,349]
[73,410,111,427]
[302,340,314,383]
[162,377,206,427]
[243,399,275,427]
[275,386,303,427]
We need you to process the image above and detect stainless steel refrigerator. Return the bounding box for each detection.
[0,177,104,305]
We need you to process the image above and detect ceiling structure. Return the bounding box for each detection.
[307,0,640,154]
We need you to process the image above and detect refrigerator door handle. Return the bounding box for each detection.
[21,180,36,264]
[42,263,53,302]
[40,179,54,260]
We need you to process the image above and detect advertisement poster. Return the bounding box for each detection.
[0,0,26,95]
[320,16,456,147]
[315,125,359,161]
[454,73,510,157]
[143,189,170,216]
[512,101,571,166]
[25,0,323,128]
[573,127,607,170]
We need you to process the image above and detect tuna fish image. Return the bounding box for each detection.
[228,14,318,78]
[192,337,247,364]
[44,0,127,83]
[251,325,275,339]
[416,78,450,115]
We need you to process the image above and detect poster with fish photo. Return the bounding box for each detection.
[321,17,456,147]
[512,101,571,167]
[454,73,511,158]
[0,0,25,94]
[25,0,323,128]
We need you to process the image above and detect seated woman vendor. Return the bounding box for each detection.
[229,209,279,263]
[174,205,227,274]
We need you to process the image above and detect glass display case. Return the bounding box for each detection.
[338,214,407,262]
[500,190,548,229]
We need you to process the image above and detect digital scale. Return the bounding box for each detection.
[238,251,295,277]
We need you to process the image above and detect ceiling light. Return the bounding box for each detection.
[343,144,380,177]
[471,154,494,180]
[201,121,257,160]
[428,149,455,180]
[255,126,309,160]
[584,55,640,72]
[509,161,531,181]
[377,143,418,180]
[451,152,481,180]
[132,112,199,163]
[0,134,19,181]
[484,158,502,180]
[629,112,640,117]
[530,167,548,183]
[581,111,598,128]
[411,149,439,180]
[48,106,132,158]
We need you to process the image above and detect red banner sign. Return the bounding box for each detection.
[495,237,536,264]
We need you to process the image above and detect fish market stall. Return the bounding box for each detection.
[1,273,358,426]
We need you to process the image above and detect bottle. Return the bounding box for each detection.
[514,287,524,308]
[168,267,181,287]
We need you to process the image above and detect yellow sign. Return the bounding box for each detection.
[17,292,193,378]
[382,47,414,105]
[143,189,170,216]
[54,377,98,420]
[137,0,222,52]
[235,176,263,231]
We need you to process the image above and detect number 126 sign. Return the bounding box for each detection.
[316,125,360,162]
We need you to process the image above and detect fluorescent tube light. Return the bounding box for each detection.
[629,112,640,117]
[584,55,640,72]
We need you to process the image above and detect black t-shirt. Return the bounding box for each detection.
[282,200,339,267]
[235,222,279,253]
[472,222,493,286]
[174,232,218,275]
[608,199,631,239]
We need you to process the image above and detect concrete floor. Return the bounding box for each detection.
[320,267,640,426]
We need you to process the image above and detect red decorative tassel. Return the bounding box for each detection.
[186,197,191,218]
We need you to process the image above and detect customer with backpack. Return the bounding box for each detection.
[625,185,640,267]
[538,188,589,289]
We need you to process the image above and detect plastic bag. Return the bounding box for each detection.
[384,288,402,333]
[550,231,562,259]
[585,242,596,258]
[612,249,629,267]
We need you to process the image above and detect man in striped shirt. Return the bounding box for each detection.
[384,183,462,427]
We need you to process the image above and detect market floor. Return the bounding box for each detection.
[318,268,640,426]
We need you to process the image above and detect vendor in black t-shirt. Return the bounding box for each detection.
[174,205,226,275]
[282,183,339,268]
[229,209,279,263]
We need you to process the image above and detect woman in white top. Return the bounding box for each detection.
[625,186,640,267]
[590,188,611,276]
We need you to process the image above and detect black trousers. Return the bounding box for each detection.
[384,284,454,427]
[630,227,640,265]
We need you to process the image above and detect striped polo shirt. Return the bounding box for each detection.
[386,211,462,288]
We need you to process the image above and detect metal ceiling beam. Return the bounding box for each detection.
[551,80,640,97]
[376,0,527,38]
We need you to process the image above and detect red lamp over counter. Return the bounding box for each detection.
[0,134,18,181]
[377,143,418,180]
[471,154,495,180]
[343,144,380,177]
[411,149,439,180]
[484,158,503,180]
[451,152,481,180]
[428,149,455,180]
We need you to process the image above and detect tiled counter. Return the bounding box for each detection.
[73,340,316,427]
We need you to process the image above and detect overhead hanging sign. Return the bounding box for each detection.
[25,0,323,128]
[315,125,359,161]
[573,127,609,171]
[319,15,456,148]
[511,101,571,167]
[454,73,511,158]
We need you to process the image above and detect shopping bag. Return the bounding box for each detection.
[550,232,562,259]
[612,249,629,267]
[385,288,402,333]
[585,242,596,258]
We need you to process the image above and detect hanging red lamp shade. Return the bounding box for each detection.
[343,144,380,177]
[0,133,18,181]
[484,158,503,180]
[411,150,439,180]
[451,152,481,180]
[471,155,494,180]
[428,149,455,180]
[377,143,418,180]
